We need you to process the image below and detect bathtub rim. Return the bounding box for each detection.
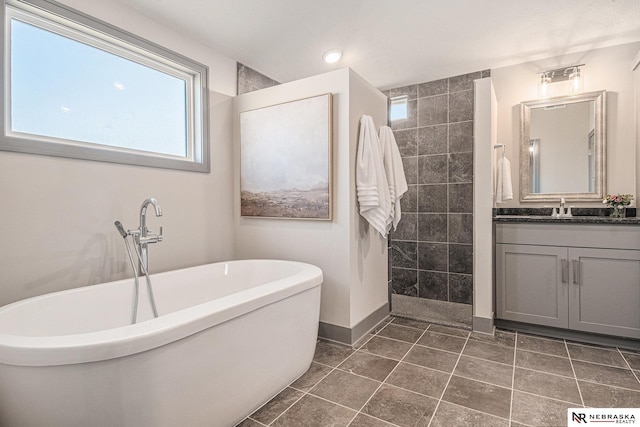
[0,259,322,367]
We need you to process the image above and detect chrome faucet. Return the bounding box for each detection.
[136,198,163,275]
[552,197,572,218]
[113,198,163,321]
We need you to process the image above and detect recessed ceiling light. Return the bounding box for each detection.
[322,49,342,64]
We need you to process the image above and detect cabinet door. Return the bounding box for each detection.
[496,244,569,328]
[569,248,640,339]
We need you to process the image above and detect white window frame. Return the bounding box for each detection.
[1,0,210,172]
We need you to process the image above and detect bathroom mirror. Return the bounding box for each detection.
[519,90,606,202]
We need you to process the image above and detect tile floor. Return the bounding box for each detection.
[237,316,640,427]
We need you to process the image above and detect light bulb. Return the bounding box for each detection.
[322,49,342,64]
[570,68,582,94]
[539,73,551,99]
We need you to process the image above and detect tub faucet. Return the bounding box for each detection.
[137,198,163,275]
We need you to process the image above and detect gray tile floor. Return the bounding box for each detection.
[237,316,640,427]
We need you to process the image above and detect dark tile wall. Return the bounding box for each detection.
[384,70,489,306]
[237,63,280,95]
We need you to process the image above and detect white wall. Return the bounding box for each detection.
[232,68,388,330]
[473,78,497,332]
[492,42,640,206]
[2,0,389,336]
[347,71,389,328]
[0,1,237,306]
[634,50,640,202]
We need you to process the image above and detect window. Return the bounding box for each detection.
[2,0,210,172]
[389,95,408,122]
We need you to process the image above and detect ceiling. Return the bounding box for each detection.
[116,0,640,90]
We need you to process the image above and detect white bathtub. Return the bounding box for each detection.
[0,259,322,427]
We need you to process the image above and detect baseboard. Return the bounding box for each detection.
[317,322,351,345]
[495,319,640,352]
[318,302,389,347]
[351,303,389,345]
[472,315,494,335]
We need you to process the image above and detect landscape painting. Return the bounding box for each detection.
[240,93,332,220]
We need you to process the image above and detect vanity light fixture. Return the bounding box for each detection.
[537,64,584,98]
[322,49,342,64]
[569,66,583,94]
[539,73,552,99]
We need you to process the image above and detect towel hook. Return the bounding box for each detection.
[494,143,506,158]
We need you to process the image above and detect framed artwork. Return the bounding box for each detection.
[240,93,332,220]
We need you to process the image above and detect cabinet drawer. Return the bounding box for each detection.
[496,223,640,250]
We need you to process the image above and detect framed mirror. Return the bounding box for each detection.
[519,90,606,202]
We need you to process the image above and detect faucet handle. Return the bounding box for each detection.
[150,226,163,241]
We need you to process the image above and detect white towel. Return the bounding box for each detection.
[495,156,513,203]
[356,115,391,236]
[380,125,408,232]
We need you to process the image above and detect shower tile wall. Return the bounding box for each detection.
[237,63,280,95]
[384,70,489,307]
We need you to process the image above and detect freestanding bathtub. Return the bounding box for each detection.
[0,259,322,427]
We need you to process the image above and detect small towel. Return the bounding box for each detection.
[380,125,408,232]
[495,156,513,203]
[356,115,391,236]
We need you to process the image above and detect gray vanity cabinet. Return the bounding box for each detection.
[495,223,640,339]
[496,244,568,328]
[569,248,640,338]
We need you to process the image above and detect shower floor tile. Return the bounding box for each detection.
[237,317,640,427]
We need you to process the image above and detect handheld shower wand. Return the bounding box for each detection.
[115,221,141,324]
[114,220,128,238]
[130,239,159,318]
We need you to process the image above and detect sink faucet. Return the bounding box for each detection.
[137,198,163,275]
[552,197,573,218]
[551,198,566,217]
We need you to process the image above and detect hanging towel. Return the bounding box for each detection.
[495,156,513,203]
[356,115,391,236]
[380,125,408,232]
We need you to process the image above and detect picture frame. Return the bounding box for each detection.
[240,93,333,220]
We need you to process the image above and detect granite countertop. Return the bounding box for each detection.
[494,215,640,224]
[493,207,640,225]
